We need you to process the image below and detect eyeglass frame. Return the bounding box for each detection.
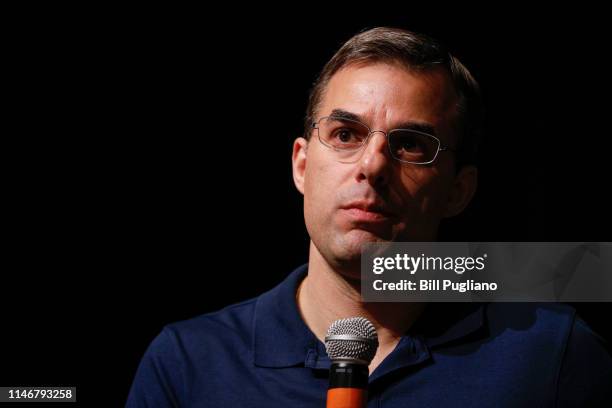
[312,115,456,165]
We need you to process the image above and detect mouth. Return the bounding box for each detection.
[340,201,397,222]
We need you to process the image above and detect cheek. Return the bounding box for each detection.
[303,152,337,222]
[396,166,453,214]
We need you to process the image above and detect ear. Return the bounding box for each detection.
[444,165,478,218]
[292,137,308,195]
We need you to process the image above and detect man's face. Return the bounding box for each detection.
[293,62,476,271]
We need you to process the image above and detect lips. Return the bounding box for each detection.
[340,201,396,222]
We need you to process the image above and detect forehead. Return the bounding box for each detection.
[320,63,458,135]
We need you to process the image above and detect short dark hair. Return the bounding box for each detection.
[304,27,484,167]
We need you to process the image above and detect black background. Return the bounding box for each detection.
[3,6,611,407]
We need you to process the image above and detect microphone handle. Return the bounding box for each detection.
[326,361,368,408]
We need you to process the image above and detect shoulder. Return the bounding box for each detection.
[126,298,260,407]
[556,308,612,406]
[484,302,609,348]
[159,297,259,356]
[483,303,607,355]
[484,303,612,405]
[485,302,577,335]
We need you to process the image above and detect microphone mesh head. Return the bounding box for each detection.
[325,317,379,364]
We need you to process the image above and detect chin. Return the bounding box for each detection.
[332,229,389,262]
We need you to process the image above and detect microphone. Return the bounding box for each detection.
[325,317,379,408]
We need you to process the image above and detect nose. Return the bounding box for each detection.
[356,131,393,187]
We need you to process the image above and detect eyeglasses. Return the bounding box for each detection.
[312,116,455,165]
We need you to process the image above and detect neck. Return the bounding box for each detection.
[297,241,425,372]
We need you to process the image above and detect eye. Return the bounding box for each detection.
[399,137,418,152]
[336,129,354,143]
[393,134,424,153]
[389,131,437,162]
[319,117,368,150]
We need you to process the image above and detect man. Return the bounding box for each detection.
[127,27,612,406]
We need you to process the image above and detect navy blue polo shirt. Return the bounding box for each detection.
[127,264,612,407]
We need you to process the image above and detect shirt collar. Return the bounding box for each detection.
[253,264,318,368]
[368,302,486,382]
[414,302,486,349]
[253,264,487,372]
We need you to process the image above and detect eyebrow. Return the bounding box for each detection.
[329,108,436,135]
